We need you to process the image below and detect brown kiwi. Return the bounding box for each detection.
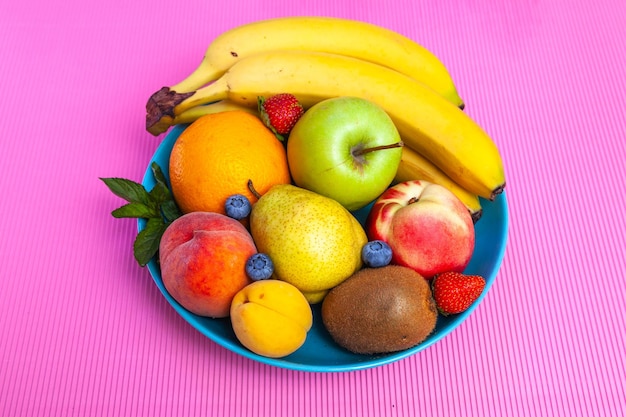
[321,265,437,355]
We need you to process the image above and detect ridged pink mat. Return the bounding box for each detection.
[1,0,624,415]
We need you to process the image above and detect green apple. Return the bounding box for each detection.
[286,96,403,211]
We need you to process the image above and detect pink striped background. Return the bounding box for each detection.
[1,0,624,415]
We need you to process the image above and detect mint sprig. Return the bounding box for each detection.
[100,162,182,266]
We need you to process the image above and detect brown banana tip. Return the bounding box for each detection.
[471,209,482,223]
[490,182,506,200]
[459,102,465,111]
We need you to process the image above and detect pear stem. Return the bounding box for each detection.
[352,141,404,156]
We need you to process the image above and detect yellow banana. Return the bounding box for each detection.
[147,51,505,200]
[172,100,256,125]
[395,146,483,222]
[156,16,463,107]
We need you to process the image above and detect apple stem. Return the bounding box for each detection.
[247,179,262,199]
[352,141,404,156]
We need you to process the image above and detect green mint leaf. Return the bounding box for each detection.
[149,162,182,223]
[103,162,182,267]
[112,202,158,219]
[100,177,151,205]
[134,217,168,266]
[151,162,171,191]
[161,199,182,223]
[148,181,170,205]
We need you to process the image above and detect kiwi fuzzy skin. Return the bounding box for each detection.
[321,265,438,355]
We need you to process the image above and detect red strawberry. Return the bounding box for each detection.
[258,94,304,141]
[431,272,486,315]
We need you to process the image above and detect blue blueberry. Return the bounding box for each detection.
[362,240,393,268]
[224,194,252,220]
[245,253,274,281]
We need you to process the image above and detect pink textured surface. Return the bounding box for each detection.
[1,0,625,415]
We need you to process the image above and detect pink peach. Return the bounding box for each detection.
[159,211,257,318]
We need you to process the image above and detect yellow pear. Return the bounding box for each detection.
[250,184,368,302]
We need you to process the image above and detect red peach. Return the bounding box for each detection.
[159,211,257,318]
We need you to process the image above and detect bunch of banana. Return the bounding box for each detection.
[145,50,505,202]
[144,17,506,215]
[146,16,463,111]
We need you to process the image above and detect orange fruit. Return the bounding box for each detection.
[169,111,291,214]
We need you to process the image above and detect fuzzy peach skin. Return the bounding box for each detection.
[365,180,475,279]
[159,211,257,318]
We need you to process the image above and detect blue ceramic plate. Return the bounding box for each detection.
[139,124,509,373]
